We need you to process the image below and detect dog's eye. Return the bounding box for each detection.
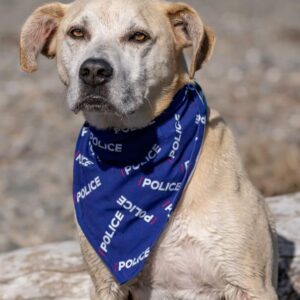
[129,32,149,43]
[68,28,85,39]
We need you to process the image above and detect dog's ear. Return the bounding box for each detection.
[163,2,215,78]
[20,2,69,73]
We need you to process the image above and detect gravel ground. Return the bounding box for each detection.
[0,0,299,253]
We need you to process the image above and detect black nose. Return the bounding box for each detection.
[79,58,113,86]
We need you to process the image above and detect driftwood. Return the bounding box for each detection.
[0,193,299,300]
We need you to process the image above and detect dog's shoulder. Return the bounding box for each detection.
[191,107,260,208]
[201,107,240,172]
[206,108,235,147]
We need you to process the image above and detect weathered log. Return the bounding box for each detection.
[0,193,299,300]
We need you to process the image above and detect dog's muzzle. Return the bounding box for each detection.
[73,58,114,114]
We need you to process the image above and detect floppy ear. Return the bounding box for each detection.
[20,2,69,73]
[164,2,216,78]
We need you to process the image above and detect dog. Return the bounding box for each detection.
[20,0,278,299]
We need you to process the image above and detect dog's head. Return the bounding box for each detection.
[20,0,215,128]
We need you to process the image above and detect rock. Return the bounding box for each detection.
[0,242,90,299]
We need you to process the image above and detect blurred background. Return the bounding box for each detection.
[0,0,299,254]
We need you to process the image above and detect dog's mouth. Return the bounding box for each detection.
[72,96,117,114]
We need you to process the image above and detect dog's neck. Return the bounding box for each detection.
[83,75,191,130]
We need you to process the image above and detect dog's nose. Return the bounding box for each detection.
[79,58,113,86]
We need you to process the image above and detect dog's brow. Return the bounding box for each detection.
[123,11,150,30]
[69,16,89,29]
[127,22,139,31]
[124,20,153,37]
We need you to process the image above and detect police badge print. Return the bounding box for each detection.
[73,82,208,284]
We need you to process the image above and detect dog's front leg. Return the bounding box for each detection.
[77,225,129,300]
[90,282,128,300]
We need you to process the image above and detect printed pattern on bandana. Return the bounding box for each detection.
[73,82,208,284]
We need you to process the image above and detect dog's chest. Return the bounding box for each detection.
[131,213,225,299]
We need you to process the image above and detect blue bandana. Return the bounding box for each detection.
[73,82,208,284]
